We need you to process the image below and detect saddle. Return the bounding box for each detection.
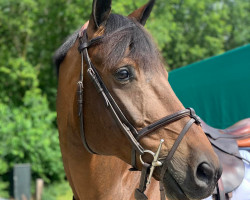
[201,118,250,200]
[222,118,250,147]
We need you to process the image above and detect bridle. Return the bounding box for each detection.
[77,23,201,200]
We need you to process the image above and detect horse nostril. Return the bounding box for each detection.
[196,162,214,184]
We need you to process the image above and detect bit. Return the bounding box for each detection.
[147,139,164,185]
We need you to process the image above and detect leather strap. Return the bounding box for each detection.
[135,163,150,200]
[77,80,96,154]
[137,109,195,140]
[134,118,197,200]
[160,118,195,179]
[130,148,138,170]
[78,36,104,52]
[159,181,166,200]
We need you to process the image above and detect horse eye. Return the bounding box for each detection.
[114,67,132,82]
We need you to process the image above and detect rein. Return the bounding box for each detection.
[77,24,201,200]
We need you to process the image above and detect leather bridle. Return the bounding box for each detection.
[77,24,201,199]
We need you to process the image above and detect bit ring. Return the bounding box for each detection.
[139,150,155,165]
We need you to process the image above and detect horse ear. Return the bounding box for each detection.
[128,0,155,26]
[88,0,112,34]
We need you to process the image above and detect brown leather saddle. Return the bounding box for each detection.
[201,119,250,200]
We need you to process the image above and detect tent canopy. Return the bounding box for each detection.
[169,44,250,129]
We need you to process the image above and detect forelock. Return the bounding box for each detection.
[98,14,164,73]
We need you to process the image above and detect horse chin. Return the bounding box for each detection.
[161,163,216,200]
[163,172,194,200]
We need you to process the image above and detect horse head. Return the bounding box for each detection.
[56,0,222,199]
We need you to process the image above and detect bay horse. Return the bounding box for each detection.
[55,0,222,199]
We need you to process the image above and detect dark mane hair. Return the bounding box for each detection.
[53,29,79,75]
[54,13,164,74]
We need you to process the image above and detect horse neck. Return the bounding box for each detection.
[65,139,141,199]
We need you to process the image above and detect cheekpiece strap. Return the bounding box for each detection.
[78,31,103,52]
[135,163,150,200]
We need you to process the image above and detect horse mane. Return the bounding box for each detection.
[53,28,79,75]
[54,13,164,75]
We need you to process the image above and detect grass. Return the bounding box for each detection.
[56,186,73,200]
[0,181,9,198]
[42,181,73,200]
[0,179,72,200]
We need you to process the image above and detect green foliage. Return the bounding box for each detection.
[42,181,72,200]
[0,1,64,189]
[146,0,250,69]
[0,181,9,198]
[0,0,249,197]
[0,58,38,106]
[0,88,63,183]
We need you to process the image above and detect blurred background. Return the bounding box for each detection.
[0,0,249,199]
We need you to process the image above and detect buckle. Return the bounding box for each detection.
[139,139,164,185]
[187,107,201,125]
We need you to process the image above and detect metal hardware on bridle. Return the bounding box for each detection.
[135,118,197,200]
[139,139,164,186]
[77,24,202,200]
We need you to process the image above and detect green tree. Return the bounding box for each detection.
[0,0,249,197]
[146,0,250,69]
[0,0,65,191]
[0,89,63,183]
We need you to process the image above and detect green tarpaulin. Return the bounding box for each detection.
[169,44,250,129]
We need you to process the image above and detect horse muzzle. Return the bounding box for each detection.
[159,153,222,200]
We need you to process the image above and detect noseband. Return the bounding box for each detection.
[77,24,201,199]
